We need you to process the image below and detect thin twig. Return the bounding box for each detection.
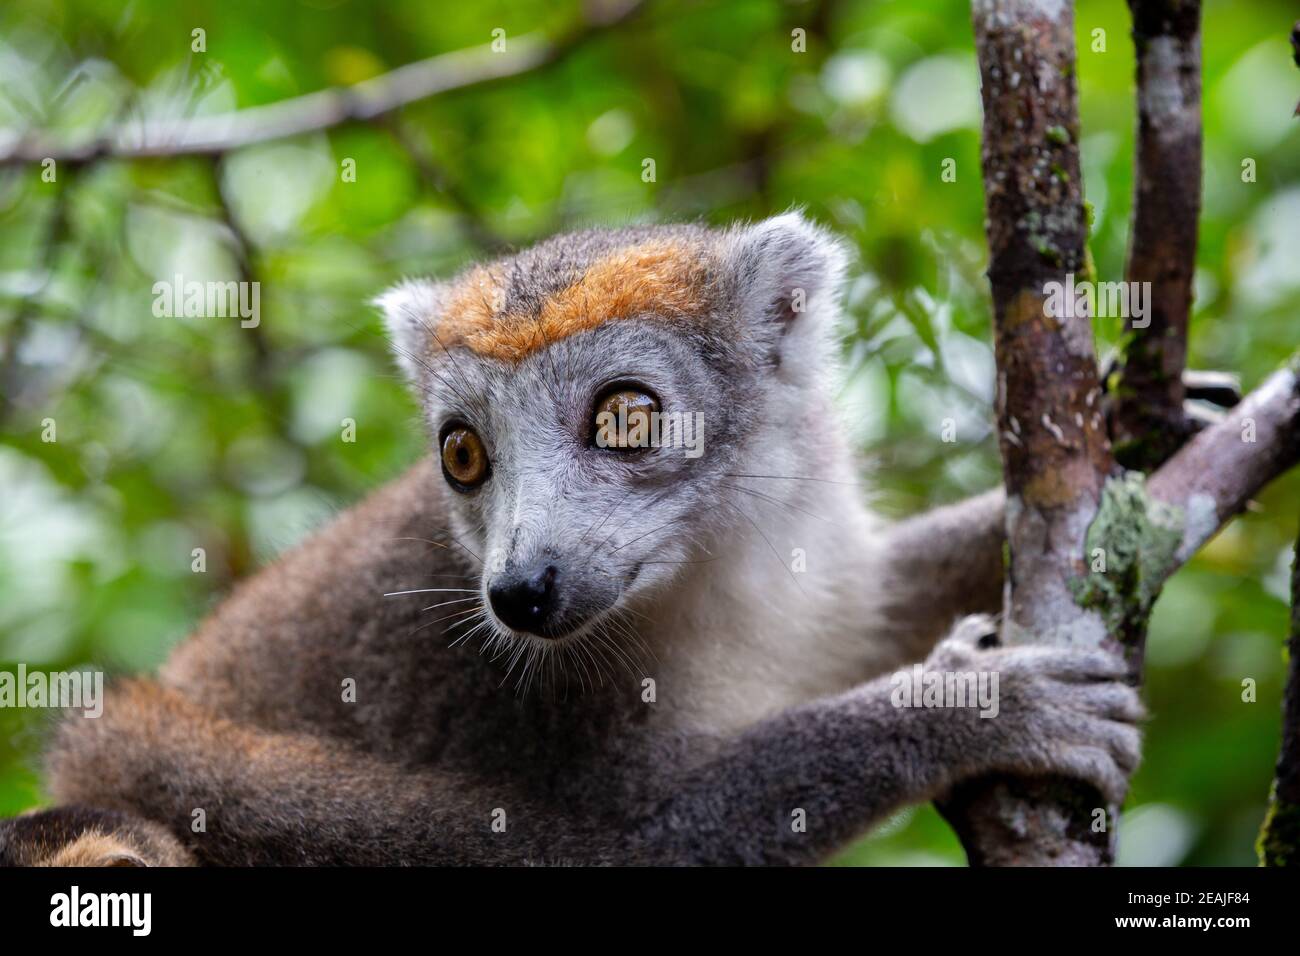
[0,0,647,165]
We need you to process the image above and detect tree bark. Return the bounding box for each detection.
[940,0,1121,867]
[890,363,1300,675]
[1268,42,1300,859]
[1110,0,1203,470]
[1259,521,1300,866]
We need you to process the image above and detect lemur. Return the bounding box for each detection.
[0,213,1141,866]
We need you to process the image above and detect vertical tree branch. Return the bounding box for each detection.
[1110,0,1203,470]
[971,0,1115,650]
[1259,522,1300,866]
[1254,23,1300,865]
[940,0,1121,866]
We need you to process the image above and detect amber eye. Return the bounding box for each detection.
[593,387,660,450]
[441,425,490,489]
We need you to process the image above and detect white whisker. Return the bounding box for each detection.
[385,588,479,596]
[420,596,482,612]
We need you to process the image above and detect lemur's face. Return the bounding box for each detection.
[378,213,846,655]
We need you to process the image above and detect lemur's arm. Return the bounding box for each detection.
[630,618,1140,865]
[877,488,1006,664]
[31,621,1138,867]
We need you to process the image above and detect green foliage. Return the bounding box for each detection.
[1,0,1298,865]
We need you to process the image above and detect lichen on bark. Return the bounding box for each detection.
[1069,471,1184,654]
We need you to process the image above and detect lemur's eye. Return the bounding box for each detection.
[593,387,660,450]
[441,426,490,489]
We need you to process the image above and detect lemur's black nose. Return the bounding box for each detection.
[489,564,559,635]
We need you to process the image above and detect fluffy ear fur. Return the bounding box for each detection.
[723,211,849,354]
[373,278,442,382]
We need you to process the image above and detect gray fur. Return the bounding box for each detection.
[13,213,1141,866]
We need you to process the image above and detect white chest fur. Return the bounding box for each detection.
[641,479,889,735]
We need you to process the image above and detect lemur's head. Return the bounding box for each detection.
[378,212,850,653]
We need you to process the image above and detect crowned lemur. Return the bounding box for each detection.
[0,213,1141,866]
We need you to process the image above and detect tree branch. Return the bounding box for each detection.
[972,0,1114,648]
[1146,364,1300,562]
[939,0,1123,866]
[1259,515,1300,865]
[935,365,1299,863]
[1110,0,1203,470]
[0,0,646,165]
[886,362,1300,670]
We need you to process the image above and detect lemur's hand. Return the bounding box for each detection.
[924,615,1144,806]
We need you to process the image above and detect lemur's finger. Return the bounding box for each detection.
[1075,683,1146,724]
[1071,715,1143,776]
[1010,645,1129,683]
[1106,721,1144,774]
[1058,746,1130,806]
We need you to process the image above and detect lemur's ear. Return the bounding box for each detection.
[374,278,441,381]
[724,211,848,342]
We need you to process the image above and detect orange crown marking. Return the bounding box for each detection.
[434,239,716,362]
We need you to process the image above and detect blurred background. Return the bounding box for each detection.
[0,0,1297,865]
